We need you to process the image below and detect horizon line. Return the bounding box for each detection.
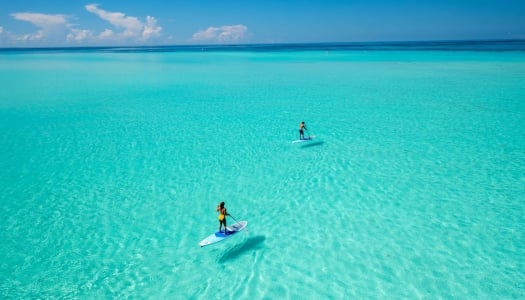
[1,38,524,51]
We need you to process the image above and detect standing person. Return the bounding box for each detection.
[299,121,307,140]
[216,201,230,234]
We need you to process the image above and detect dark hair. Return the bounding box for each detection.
[219,201,225,207]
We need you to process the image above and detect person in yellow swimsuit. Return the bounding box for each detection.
[216,201,230,234]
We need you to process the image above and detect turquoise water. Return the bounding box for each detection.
[1,45,524,298]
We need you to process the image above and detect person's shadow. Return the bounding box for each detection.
[301,141,324,148]
[217,235,266,263]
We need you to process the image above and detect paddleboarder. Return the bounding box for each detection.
[216,201,230,234]
[299,121,307,140]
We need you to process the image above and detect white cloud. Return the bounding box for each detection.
[143,16,162,39]
[67,29,93,42]
[10,12,69,41]
[16,30,45,41]
[67,27,114,42]
[85,4,162,41]
[192,24,248,43]
[0,26,15,45]
[11,12,68,27]
[98,29,114,39]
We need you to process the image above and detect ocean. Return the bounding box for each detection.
[1,41,524,299]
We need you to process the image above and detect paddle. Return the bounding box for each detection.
[228,214,249,234]
[228,214,241,225]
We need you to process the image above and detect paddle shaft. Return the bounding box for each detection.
[228,214,249,233]
[228,214,241,225]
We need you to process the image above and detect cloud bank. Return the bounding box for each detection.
[3,4,162,46]
[1,4,249,46]
[192,25,248,43]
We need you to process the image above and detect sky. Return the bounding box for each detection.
[1,0,524,47]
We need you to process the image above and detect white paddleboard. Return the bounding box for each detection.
[199,221,248,247]
[292,136,315,144]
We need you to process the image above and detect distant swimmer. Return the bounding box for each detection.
[216,201,230,234]
[299,121,307,140]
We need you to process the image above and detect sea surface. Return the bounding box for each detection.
[1,41,524,299]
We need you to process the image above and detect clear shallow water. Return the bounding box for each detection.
[1,44,524,298]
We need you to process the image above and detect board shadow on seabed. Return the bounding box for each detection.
[217,235,266,263]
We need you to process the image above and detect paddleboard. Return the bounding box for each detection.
[292,136,315,144]
[199,221,248,247]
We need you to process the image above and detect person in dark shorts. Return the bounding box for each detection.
[299,121,307,140]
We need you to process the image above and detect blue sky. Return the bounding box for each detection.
[1,0,524,47]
